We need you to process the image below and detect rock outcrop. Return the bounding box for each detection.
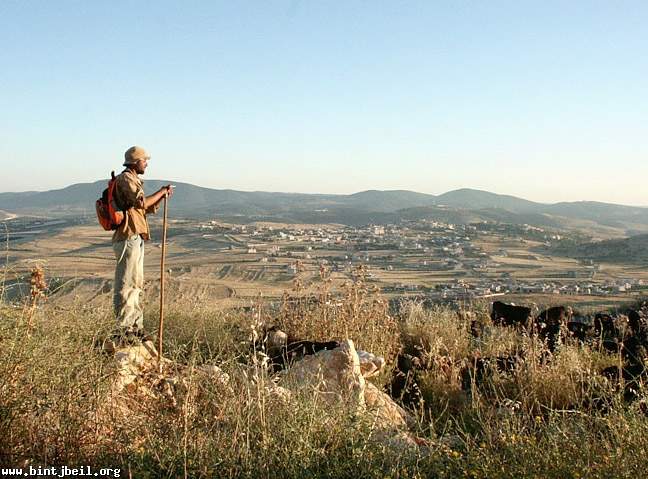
[112,340,161,394]
[108,335,426,454]
[277,338,425,452]
[280,339,366,411]
[110,340,230,404]
[364,381,417,431]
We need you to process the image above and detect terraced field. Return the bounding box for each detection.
[2,219,647,312]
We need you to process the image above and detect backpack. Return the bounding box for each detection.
[95,171,125,231]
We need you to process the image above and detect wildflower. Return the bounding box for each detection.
[30,266,47,303]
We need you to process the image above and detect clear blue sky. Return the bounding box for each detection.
[1,1,647,205]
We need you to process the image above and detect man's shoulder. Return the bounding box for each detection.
[116,169,142,188]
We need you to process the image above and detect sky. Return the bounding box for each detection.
[1,1,647,205]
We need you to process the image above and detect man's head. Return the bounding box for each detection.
[123,146,150,174]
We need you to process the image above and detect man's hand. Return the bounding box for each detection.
[161,184,174,198]
[145,185,174,210]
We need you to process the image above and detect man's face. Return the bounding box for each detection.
[133,157,149,174]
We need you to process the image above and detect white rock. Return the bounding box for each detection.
[280,339,365,411]
[364,381,416,431]
[112,341,159,393]
[357,350,385,378]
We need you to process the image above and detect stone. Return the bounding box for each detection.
[364,381,416,431]
[357,350,385,378]
[266,328,288,356]
[114,340,157,366]
[112,340,159,393]
[280,339,365,411]
[161,377,179,407]
[438,434,463,450]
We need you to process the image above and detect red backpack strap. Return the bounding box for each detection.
[107,170,125,227]
[107,172,116,201]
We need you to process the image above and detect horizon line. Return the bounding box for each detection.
[0,180,647,209]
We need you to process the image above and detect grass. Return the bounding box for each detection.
[1,271,648,478]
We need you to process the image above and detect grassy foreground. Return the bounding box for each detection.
[1,276,648,478]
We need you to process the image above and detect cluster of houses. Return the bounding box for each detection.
[198,219,481,252]
[421,278,645,301]
[194,219,644,300]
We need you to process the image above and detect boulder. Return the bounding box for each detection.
[265,383,293,405]
[111,342,231,399]
[364,381,416,431]
[280,339,365,411]
[112,340,159,393]
[278,339,427,450]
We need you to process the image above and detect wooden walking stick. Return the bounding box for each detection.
[158,193,169,373]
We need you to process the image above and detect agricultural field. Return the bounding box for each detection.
[2,215,647,316]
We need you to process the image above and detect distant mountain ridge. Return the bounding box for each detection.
[1,182,647,236]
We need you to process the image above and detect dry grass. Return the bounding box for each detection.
[275,266,400,365]
[1,277,648,477]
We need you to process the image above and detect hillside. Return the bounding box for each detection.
[435,188,542,213]
[544,201,648,233]
[345,190,437,211]
[553,234,648,264]
[3,285,648,477]
[1,182,647,235]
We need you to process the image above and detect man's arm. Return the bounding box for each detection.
[144,185,174,212]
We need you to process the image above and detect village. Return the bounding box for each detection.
[192,218,647,304]
[1,213,645,311]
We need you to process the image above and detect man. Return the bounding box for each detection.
[112,145,173,342]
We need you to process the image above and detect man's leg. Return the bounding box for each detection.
[133,236,145,332]
[113,235,144,332]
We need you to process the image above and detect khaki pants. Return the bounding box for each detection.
[113,234,144,331]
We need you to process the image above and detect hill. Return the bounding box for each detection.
[437,189,648,231]
[345,190,437,211]
[1,182,648,235]
[3,287,648,477]
[435,188,542,213]
[544,201,648,233]
[552,233,648,264]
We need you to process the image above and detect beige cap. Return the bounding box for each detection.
[123,146,150,166]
